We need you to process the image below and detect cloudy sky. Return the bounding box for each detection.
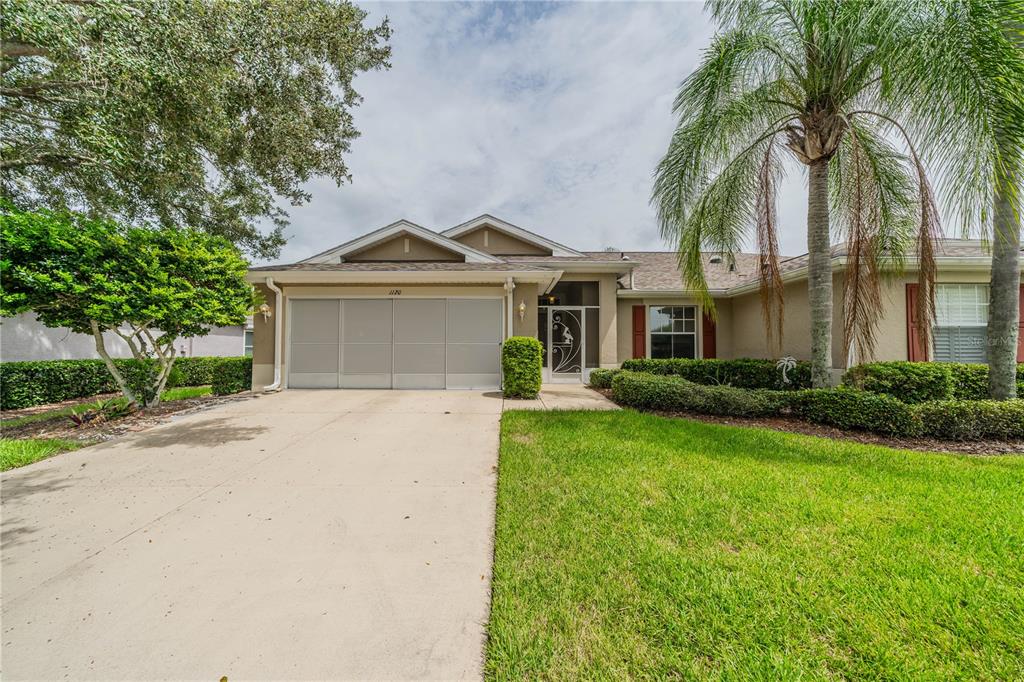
[263,0,811,265]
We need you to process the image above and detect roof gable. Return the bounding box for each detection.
[300,220,502,264]
[441,214,583,257]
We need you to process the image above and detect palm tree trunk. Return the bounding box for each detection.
[986,178,1020,400]
[807,160,833,388]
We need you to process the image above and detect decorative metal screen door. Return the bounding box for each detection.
[548,307,584,382]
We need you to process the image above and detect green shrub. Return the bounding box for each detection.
[913,400,1024,440]
[502,337,543,399]
[620,358,811,390]
[946,363,1024,400]
[0,359,113,409]
[211,357,253,395]
[174,356,222,387]
[793,388,922,436]
[844,361,1024,402]
[0,356,233,409]
[842,362,953,403]
[588,368,619,389]
[611,371,793,417]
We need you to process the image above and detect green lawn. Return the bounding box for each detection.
[0,438,87,471]
[488,410,1024,680]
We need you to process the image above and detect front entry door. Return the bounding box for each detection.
[548,307,584,382]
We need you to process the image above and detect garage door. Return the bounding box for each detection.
[287,298,502,389]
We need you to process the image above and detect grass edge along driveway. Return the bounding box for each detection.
[487,410,1024,680]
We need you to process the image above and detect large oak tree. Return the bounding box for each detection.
[1,0,391,258]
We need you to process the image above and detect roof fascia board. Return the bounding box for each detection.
[441,214,584,257]
[300,220,502,264]
[512,260,636,274]
[246,269,562,286]
[722,255,1001,297]
[617,289,729,298]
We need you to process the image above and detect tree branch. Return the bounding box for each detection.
[1,42,50,59]
[0,152,97,170]
[91,320,138,406]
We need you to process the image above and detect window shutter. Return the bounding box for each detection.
[632,305,646,359]
[906,284,927,361]
[702,311,717,359]
[1018,284,1024,363]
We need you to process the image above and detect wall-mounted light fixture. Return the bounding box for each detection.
[258,303,272,321]
[518,300,527,321]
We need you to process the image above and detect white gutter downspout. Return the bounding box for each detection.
[504,277,516,339]
[264,277,284,392]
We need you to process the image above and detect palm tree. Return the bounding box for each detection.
[907,2,1024,399]
[652,0,978,388]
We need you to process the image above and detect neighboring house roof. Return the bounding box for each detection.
[251,217,1015,295]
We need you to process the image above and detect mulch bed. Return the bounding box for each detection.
[590,388,1024,455]
[0,393,254,444]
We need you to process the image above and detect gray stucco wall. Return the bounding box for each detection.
[1,312,246,362]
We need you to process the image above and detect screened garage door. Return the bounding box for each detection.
[288,298,502,389]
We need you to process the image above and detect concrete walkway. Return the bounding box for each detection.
[503,383,619,411]
[1,390,502,680]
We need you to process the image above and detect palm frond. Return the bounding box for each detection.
[755,137,785,350]
[830,119,916,360]
[657,136,782,315]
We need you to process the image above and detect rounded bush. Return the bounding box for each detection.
[842,362,953,403]
[588,368,620,389]
[502,337,543,399]
[843,361,1024,402]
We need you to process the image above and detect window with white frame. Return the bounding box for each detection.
[244,329,254,357]
[649,306,697,359]
[932,284,988,363]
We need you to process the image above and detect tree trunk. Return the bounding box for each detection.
[987,179,1021,400]
[807,160,833,388]
[90,320,139,406]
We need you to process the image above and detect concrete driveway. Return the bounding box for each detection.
[1,390,502,680]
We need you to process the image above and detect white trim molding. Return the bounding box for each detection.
[441,214,584,257]
[300,219,503,265]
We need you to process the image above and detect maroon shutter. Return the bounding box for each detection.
[632,305,646,359]
[906,283,927,361]
[1017,284,1024,362]
[702,312,717,359]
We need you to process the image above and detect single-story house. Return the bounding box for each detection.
[247,214,1023,391]
[0,313,253,363]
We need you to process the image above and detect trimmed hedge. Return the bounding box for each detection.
[587,368,620,389]
[620,357,811,390]
[502,337,543,399]
[842,362,953,403]
[913,400,1024,441]
[1,356,239,409]
[211,357,253,395]
[608,370,1024,441]
[844,361,1024,402]
[611,371,793,418]
[793,388,921,437]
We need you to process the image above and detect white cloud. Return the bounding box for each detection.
[262,0,816,266]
